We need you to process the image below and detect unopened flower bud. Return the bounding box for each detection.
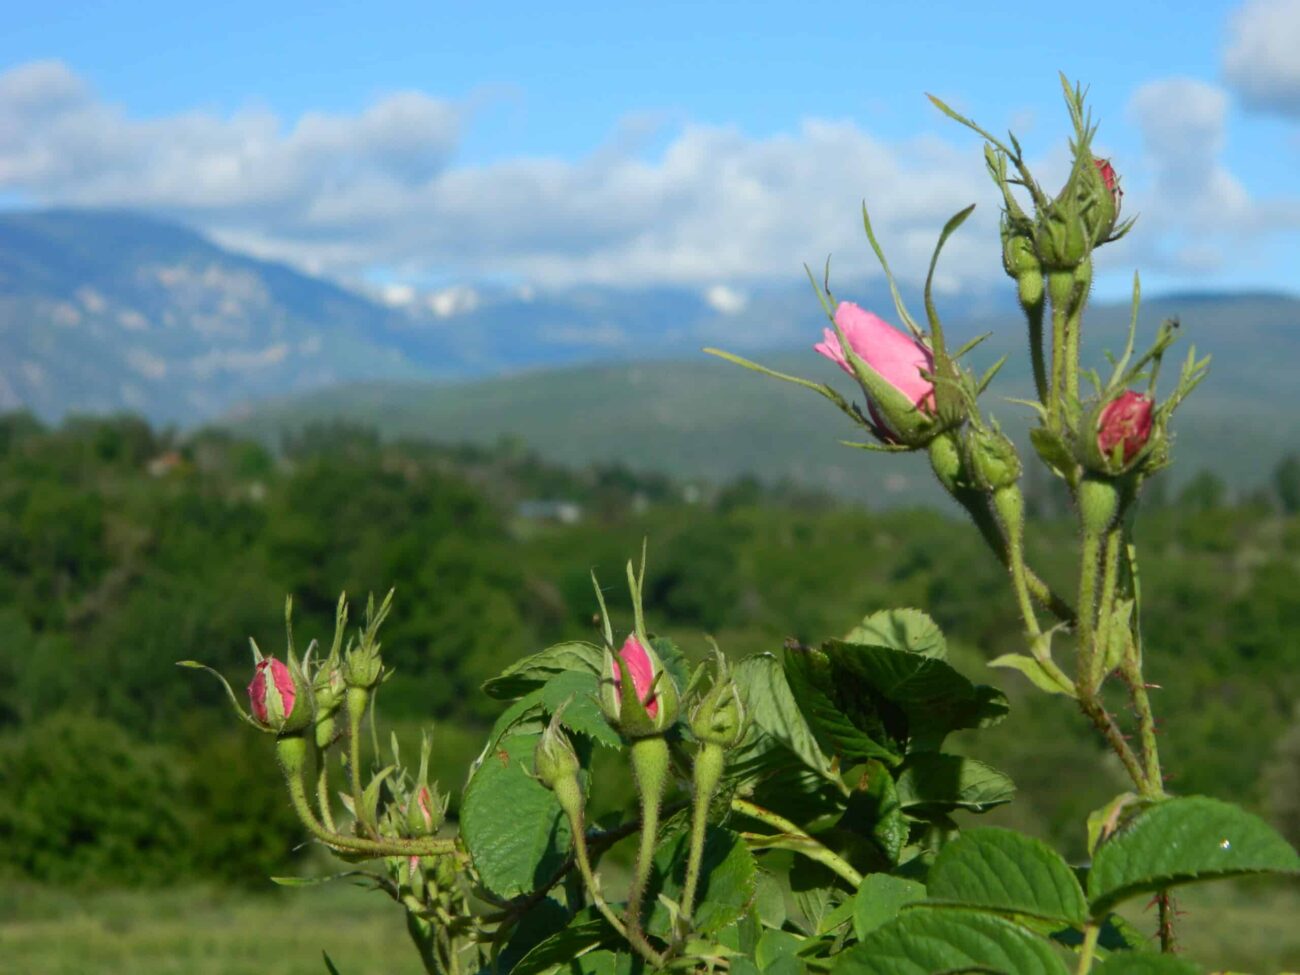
[248,655,312,735]
[533,714,582,792]
[1082,390,1155,476]
[966,425,1022,493]
[342,643,383,690]
[1097,391,1153,464]
[599,634,680,738]
[689,663,747,750]
[406,783,447,838]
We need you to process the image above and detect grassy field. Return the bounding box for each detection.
[3,877,1299,973]
[0,881,425,975]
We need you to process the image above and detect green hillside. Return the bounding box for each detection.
[231,288,1300,506]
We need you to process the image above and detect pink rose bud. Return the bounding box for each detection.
[814,302,935,439]
[247,657,298,731]
[1096,390,1154,464]
[612,634,658,718]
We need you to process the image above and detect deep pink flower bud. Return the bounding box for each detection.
[814,302,935,439]
[1096,391,1154,464]
[247,656,308,733]
[612,634,658,717]
[1094,157,1120,199]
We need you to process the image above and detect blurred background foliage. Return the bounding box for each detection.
[1,410,1299,903]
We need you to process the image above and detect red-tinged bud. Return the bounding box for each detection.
[405,783,447,838]
[248,656,311,735]
[1097,391,1154,466]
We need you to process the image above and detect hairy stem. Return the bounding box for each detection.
[681,742,725,926]
[1076,528,1103,693]
[1024,295,1048,405]
[1077,695,1147,790]
[730,798,863,887]
[1088,528,1123,690]
[625,737,669,968]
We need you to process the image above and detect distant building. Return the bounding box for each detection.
[146,450,184,477]
[516,499,583,524]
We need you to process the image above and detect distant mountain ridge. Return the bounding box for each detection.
[4,208,1300,473]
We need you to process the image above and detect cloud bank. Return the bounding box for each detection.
[1,58,1292,293]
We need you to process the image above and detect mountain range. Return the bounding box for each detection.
[3,209,1299,503]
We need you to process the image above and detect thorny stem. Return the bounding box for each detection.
[1121,640,1165,797]
[1077,695,1148,791]
[1157,891,1178,953]
[730,798,863,887]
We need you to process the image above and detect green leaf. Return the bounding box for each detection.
[510,909,620,975]
[823,641,1007,746]
[269,870,377,887]
[322,951,344,975]
[482,641,605,700]
[844,609,947,659]
[539,670,621,749]
[1091,956,1204,975]
[852,874,926,939]
[833,907,1070,975]
[756,929,804,975]
[646,826,758,937]
[1087,795,1300,913]
[895,754,1015,814]
[461,731,571,899]
[925,828,1087,926]
[650,635,692,701]
[785,649,902,766]
[989,646,1076,699]
[839,761,907,864]
[734,654,837,782]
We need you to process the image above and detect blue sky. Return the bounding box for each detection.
[3,0,1300,305]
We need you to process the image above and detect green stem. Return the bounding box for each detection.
[1065,262,1092,409]
[346,686,371,834]
[993,486,1041,639]
[315,743,337,833]
[626,736,669,968]
[1025,303,1048,407]
[562,800,629,941]
[1120,639,1165,798]
[1088,528,1122,688]
[1047,272,1071,429]
[1157,890,1177,953]
[276,736,458,859]
[401,894,443,975]
[730,798,863,887]
[1076,529,1103,693]
[1075,922,1100,974]
[681,743,725,925]
[951,486,1076,626]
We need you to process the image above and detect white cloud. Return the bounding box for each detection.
[704,284,748,314]
[0,60,1001,291]
[1223,0,1300,117]
[1122,77,1284,273]
[427,284,480,318]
